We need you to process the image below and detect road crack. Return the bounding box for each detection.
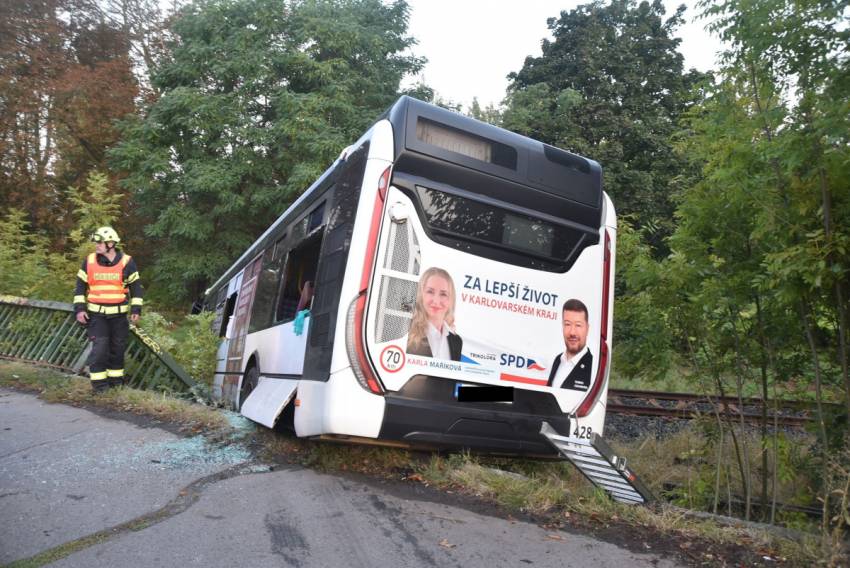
[2,461,272,568]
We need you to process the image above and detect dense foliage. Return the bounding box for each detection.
[0,0,139,245]
[503,0,707,245]
[110,0,426,300]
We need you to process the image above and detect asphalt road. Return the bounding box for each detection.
[0,388,683,567]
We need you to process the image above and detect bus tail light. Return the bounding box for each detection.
[576,229,612,417]
[346,166,392,395]
[346,292,383,393]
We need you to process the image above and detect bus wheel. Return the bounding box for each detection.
[240,365,259,410]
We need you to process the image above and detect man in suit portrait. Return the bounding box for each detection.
[547,298,592,391]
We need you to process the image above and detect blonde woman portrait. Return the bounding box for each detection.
[405,267,463,361]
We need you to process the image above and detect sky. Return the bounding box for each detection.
[404,0,725,109]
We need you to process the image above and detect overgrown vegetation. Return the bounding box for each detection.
[497,0,850,540]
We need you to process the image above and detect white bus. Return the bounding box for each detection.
[205,96,615,456]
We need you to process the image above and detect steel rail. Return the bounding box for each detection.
[606,403,811,427]
[608,388,842,412]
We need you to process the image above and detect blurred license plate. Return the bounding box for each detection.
[455,383,513,403]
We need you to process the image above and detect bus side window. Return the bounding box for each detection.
[275,231,324,323]
[249,246,283,333]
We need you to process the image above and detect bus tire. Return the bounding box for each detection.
[239,365,259,411]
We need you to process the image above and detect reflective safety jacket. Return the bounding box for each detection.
[73,251,144,316]
[86,252,129,304]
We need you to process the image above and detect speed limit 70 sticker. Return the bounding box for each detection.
[379,345,405,373]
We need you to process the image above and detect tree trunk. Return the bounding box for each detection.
[712,397,725,515]
[820,166,850,416]
[799,297,831,532]
[714,371,748,519]
[771,378,779,525]
[728,307,753,520]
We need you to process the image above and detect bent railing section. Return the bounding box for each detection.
[0,295,194,392]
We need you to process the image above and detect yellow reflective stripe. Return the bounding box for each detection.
[77,270,87,280]
[121,254,131,268]
[125,272,139,284]
[90,285,126,291]
[106,369,124,377]
[73,295,86,303]
[87,303,129,314]
[130,298,144,306]
[90,371,108,381]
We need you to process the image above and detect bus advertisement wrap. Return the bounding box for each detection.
[366,187,606,415]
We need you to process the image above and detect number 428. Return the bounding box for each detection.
[573,425,592,439]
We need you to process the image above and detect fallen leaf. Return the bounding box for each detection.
[438,539,456,549]
[545,534,565,541]
[406,473,424,482]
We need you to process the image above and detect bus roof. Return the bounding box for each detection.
[384,96,602,209]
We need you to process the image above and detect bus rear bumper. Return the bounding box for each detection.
[378,394,571,456]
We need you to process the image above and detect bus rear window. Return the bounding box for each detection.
[416,186,587,266]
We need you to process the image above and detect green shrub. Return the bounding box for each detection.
[172,311,219,386]
[135,310,177,352]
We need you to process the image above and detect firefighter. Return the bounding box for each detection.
[73,226,143,392]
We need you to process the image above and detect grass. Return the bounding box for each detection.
[0,360,230,435]
[609,364,700,393]
[2,359,841,567]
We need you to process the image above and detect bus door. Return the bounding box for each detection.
[211,278,240,400]
[222,255,262,406]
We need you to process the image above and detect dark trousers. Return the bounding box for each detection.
[86,315,129,390]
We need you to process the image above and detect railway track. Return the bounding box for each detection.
[606,388,842,428]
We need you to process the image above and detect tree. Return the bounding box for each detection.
[502,0,706,245]
[701,0,850,415]
[0,171,119,301]
[628,0,850,524]
[0,0,140,244]
[94,0,177,94]
[0,0,69,233]
[110,0,426,302]
[467,97,501,125]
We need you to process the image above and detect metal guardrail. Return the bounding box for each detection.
[0,295,194,392]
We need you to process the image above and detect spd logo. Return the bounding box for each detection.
[500,354,547,371]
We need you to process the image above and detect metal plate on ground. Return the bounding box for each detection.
[539,421,653,505]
